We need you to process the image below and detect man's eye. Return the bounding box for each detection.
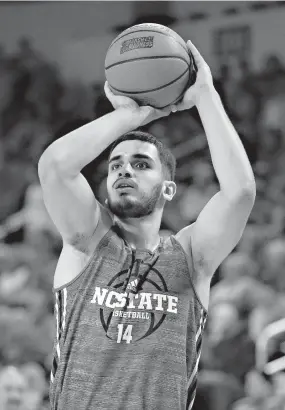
[111,164,120,170]
[136,162,148,169]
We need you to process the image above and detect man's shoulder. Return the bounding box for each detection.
[174,223,196,256]
[67,202,113,254]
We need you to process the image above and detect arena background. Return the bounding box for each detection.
[0,1,285,409]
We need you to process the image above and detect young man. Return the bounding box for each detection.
[38,41,256,410]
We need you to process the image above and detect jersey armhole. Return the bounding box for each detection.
[170,235,208,314]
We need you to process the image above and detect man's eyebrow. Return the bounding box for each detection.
[132,154,155,162]
[108,153,155,164]
[108,154,121,164]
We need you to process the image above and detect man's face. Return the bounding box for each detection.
[0,367,27,410]
[107,140,167,219]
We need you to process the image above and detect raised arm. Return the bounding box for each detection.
[175,41,256,281]
[38,83,171,248]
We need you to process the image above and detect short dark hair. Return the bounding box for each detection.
[108,131,176,181]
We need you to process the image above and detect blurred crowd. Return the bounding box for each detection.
[0,35,285,410]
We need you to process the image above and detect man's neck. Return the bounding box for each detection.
[114,215,162,251]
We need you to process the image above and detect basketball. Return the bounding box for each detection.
[105,23,196,109]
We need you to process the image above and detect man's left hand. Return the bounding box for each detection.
[171,40,215,113]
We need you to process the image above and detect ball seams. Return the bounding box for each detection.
[105,55,190,71]
[108,65,189,94]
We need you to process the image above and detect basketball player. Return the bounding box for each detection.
[38,40,256,410]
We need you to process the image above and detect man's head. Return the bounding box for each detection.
[262,238,285,290]
[106,131,176,219]
[208,302,240,342]
[0,366,27,410]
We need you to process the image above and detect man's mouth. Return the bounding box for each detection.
[114,179,136,189]
[117,184,134,189]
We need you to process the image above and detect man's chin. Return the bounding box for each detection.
[109,199,132,212]
[109,198,150,219]
[111,195,137,206]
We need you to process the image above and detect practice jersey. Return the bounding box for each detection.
[50,224,207,410]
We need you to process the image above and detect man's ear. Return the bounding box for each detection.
[163,181,176,201]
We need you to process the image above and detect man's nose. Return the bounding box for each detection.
[118,164,133,177]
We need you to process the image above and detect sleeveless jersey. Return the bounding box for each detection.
[50,225,207,410]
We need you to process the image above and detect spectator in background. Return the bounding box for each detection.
[0,166,60,246]
[3,106,51,164]
[0,145,31,228]
[210,252,274,316]
[15,37,41,70]
[1,39,36,134]
[237,224,268,259]
[0,302,53,370]
[204,301,255,382]
[0,363,48,410]
[1,37,64,136]
[261,55,285,86]
[195,369,243,410]
[0,365,27,410]
[0,44,14,139]
[260,238,285,291]
[207,302,241,344]
[249,291,285,343]
[260,93,285,134]
[256,125,284,177]
[21,362,47,410]
[231,369,285,409]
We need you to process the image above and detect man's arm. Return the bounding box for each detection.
[38,108,134,247]
[38,84,171,247]
[176,41,256,278]
[190,88,256,276]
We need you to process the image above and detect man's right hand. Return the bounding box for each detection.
[104,81,172,127]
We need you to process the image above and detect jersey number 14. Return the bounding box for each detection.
[117,324,133,343]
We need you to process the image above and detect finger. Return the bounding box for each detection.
[104,81,109,93]
[150,106,171,119]
[162,105,172,114]
[171,105,178,113]
[151,106,169,114]
[159,106,172,116]
[104,81,113,99]
[175,100,195,112]
[186,40,204,67]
